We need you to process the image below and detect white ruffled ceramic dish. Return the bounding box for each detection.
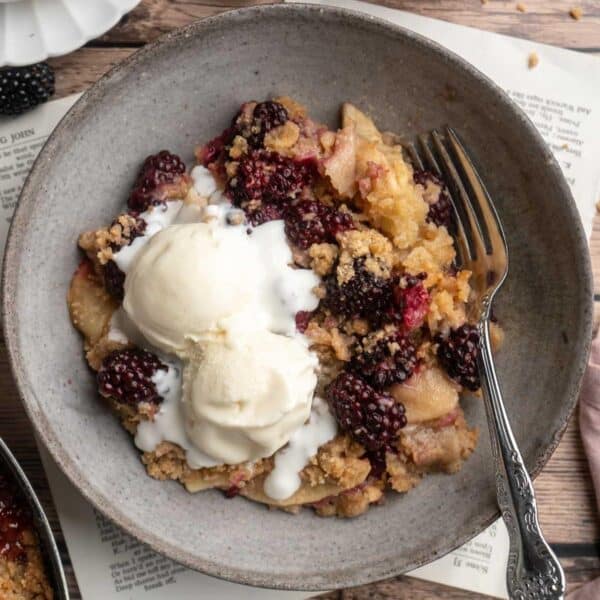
[0,0,141,67]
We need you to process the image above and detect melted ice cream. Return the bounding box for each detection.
[110,166,336,487]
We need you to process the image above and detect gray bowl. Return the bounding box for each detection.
[2,4,592,591]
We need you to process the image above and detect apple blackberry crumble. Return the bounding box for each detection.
[0,467,53,600]
[68,98,501,518]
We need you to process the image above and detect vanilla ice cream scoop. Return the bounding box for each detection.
[119,196,322,468]
[123,222,262,354]
[182,331,317,464]
[123,220,320,355]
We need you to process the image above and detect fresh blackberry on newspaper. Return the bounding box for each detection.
[0,63,55,116]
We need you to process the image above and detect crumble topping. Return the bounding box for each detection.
[264,120,301,153]
[337,228,395,281]
[308,243,338,276]
[528,52,540,69]
[67,97,496,518]
[0,470,53,600]
[228,135,249,159]
[569,6,583,20]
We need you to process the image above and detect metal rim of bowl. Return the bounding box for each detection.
[0,438,69,599]
[1,3,593,590]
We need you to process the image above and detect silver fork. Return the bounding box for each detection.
[407,129,565,600]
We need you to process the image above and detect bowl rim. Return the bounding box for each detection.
[2,2,593,590]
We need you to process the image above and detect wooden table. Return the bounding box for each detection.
[2,1,600,598]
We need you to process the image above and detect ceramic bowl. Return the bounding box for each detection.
[2,4,592,591]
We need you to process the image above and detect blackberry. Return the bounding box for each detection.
[232,101,289,148]
[349,333,418,389]
[427,193,453,229]
[284,200,354,249]
[230,102,255,133]
[224,485,241,499]
[413,170,453,229]
[129,150,186,212]
[103,216,146,300]
[197,127,234,168]
[246,201,285,226]
[98,348,168,407]
[230,150,270,204]
[109,215,146,249]
[390,274,429,330]
[365,449,387,479]
[323,258,394,325]
[0,63,55,116]
[436,324,481,391]
[104,261,126,300]
[326,372,406,452]
[227,149,314,213]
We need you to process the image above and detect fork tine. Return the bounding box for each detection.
[418,134,471,265]
[445,128,508,259]
[430,130,487,262]
[403,142,424,171]
[418,134,442,177]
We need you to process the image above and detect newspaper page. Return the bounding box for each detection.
[0,4,598,594]
[0,95,82,266]
[39,451,306,600]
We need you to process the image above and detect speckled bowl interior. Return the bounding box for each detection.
[2,4,592,591]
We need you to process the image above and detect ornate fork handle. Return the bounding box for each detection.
[478,315,565,600]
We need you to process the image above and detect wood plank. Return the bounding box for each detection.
[97,0,276,45]
[48,48,136,98]
[92,0,600,49]
[374,0,600,48]
[535,414,600,543]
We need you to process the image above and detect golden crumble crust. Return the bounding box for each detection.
[336,228,395,283]
[313,481,384,518]
[67,260,117,357]
[308,243,338,276]
[0,531,53,600]
[88,213,140,266]
[228,135,249,159]
[264,121,300,153]
[426,269,472,331]
[399,410,478,474]
[142,442,190,482]
[273,96,307,121]
[67,97,494,518]
[385,451,422,493]
[311,434,370,489]
[416,175,444,207]
[304,320,355,363]
[401,223,456,280]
